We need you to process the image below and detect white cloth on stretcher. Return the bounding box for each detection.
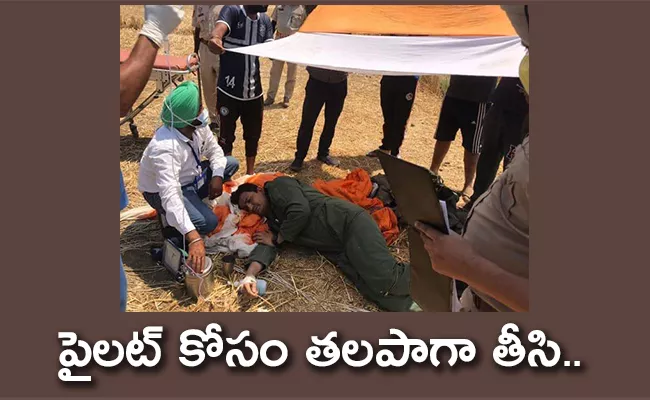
[201,193,260,258]
[119,175,262,258]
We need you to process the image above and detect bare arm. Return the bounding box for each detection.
[247,261,264,277]
[120,5,184,117]
[208,21,229,55]
[240,258,270,297]
[119,35,158,117]
[193,27,201,54]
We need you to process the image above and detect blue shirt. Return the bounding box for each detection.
[217,5,274,100]
[120,170,128,211]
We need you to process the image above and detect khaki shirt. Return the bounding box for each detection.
[192,5,224,41]
[271,5,306,37]
[462,136,529,312]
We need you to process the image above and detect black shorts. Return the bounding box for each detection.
[482,105,528,167]
[217,91,264,157]
[434,96,489,154]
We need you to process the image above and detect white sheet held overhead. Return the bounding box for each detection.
[228,32,527,77]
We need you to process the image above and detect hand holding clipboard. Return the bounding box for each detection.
[376,151,453,311]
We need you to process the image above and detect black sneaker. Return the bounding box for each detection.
[317,155,340,167]
[289,158,304,172]
[366,148,389,158]
[430,172,444,187]
[264,97,275,106]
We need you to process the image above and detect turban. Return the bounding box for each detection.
[501,5,529,95]
[160,81,200,129]
[519,52,529,95]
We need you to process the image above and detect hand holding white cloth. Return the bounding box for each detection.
[140,5,185,48]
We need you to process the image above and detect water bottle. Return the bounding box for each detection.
[256,279,267,297]
[236,278,267,297]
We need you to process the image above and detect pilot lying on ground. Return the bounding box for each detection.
[230,176,416,312]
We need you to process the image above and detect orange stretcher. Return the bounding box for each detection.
[119,49,199,138]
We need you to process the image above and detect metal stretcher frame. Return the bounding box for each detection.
[119,49,200,138]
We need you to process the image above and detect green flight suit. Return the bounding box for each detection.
[247,176,412,312]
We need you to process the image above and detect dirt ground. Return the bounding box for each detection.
[120,6,474,312]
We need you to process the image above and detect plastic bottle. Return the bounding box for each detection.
[235,278,267,297]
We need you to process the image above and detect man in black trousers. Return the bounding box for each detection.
[290,66,348,171]
[367,75,419,158]
[462,77,529,211]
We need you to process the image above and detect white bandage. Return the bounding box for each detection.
[140,5,184,48]
[241,276,257,286]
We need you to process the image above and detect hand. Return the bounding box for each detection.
[413,221,476,281]
[253,231,275,247]
[140,5,184,48]
[209,176,224,200]
[208,37,225,55]
[187,238,206,273]
[240,275,259,297]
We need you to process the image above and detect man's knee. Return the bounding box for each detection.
[200,212,218,235]
[226,155,240,170]
[224,156,240,180]
[191,208,219,235]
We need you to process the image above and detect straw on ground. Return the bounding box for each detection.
[120,6,471,312]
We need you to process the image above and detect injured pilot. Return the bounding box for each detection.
[138,81,240,273]
[230,176,417,312]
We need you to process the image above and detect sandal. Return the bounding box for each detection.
[457,191,472,209]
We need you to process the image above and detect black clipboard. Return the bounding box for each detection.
[376,151,453,312]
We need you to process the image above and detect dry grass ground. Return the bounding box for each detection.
[120,6,472,312]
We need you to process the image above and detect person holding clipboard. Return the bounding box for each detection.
[415,5,530,312]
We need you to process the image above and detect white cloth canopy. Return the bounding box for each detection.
[228,32,527,77]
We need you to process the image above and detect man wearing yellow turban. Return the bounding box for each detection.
[138,81,240,273]
[415,5,530,312]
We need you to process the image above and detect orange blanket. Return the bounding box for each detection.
[313,169,400,245]
[208,173,285,241]
[153,171,397,245]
